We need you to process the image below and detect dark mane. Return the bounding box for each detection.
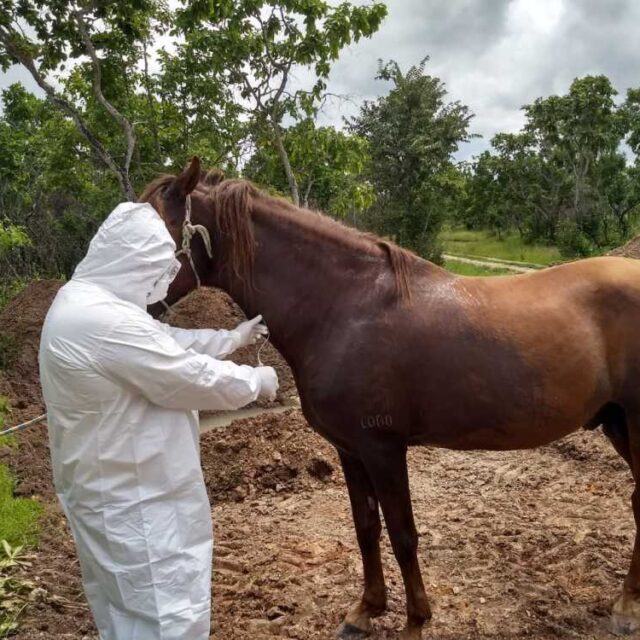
[138,174,174,205]
[142,169,414,302]
[198,172,414,303]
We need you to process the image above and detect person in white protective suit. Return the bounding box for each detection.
[39,201,279,640]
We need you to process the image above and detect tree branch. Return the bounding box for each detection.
[0,26,133,200]
[73,10,136,199]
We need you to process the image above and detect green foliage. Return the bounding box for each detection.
[245,119,375,218]
[349,58,473,260]
[0,465,42,550]
[175,0,387,202]
[0,398,42,631]
[0,84,118,284]
[0,222,29,258]
[462,75,640,256]
[0,0,387,288]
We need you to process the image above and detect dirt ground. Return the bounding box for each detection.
[1,280,639,639]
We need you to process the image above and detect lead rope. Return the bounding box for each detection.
[159,194,214,315]
[0,413,47,437]
[256,326,271,367]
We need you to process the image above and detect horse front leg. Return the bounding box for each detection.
[337,450,387,639]
[363,441,431,640]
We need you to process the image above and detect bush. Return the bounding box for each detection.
[556,219,597,258]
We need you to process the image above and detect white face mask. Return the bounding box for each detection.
[147,258,182,304]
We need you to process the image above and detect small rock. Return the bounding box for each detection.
[266,605,286,620]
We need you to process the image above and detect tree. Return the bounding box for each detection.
[349,58,473,259]
[0,0,168,199]
[176,0,387,205]
[465,75,640,256]
[0,84,120,283]
[244,119,374,221]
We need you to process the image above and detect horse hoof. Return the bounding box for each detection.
[336,622,371,639]
[610,612,640,636]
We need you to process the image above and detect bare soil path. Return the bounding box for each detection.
[442,253,539,274]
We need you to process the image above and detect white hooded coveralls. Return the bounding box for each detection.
[39,202,262,640]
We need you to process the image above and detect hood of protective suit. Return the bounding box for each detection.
[73,202,175,308]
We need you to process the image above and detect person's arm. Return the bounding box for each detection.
[152,315,267,360]
[152,320,240,359]
[95,317,276,411]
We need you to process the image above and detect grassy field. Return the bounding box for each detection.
[443,259,514,276]
[441,228,562,266]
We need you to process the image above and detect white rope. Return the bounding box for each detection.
[174,194,213,289]
[256,327,271,367]
[0,413,47,437]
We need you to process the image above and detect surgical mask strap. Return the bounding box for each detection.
[160,194,214,314]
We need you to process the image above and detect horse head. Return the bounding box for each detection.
[139,157,258,317]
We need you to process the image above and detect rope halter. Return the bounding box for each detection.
[159,193,213,313]
[175,193,214,288]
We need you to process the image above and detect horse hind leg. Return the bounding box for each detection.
[598,403,632,468]
[336,451,387,639]
[607,406,640,635]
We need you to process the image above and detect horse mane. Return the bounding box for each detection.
[198,169,414,303]
[138,174,174,205]
[140,168,414,303]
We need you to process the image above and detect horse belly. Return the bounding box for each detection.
[402,315,608,452]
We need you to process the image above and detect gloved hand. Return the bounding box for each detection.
[234,315,268,349]
[256,366,279,402]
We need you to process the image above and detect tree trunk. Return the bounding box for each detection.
[143,39,162,162]
[270,116,300,206]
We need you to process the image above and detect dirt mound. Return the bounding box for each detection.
[201,410,338,503]
[0,279,62,415]
[608,235,640,258]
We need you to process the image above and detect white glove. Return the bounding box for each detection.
[234,315,268,349]
[256,366,279,402]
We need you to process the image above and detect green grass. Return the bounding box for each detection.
[0,399,41,548]
[0,465,41,548]
[440,228,562,266]
[444,259,513,277]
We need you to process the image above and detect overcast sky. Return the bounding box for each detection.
[306,0,640,160]
[2,0,639,162]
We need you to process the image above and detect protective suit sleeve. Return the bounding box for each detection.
[152,319,240,359]
[95,317,260,411]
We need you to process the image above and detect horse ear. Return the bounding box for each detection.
[202,168,225,187]
[169,156,201,199]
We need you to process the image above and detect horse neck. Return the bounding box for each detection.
[218,201,392,365]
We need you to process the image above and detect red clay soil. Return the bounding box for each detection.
[2,281,640,640]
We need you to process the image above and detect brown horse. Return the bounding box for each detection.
[141,157,640,639]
